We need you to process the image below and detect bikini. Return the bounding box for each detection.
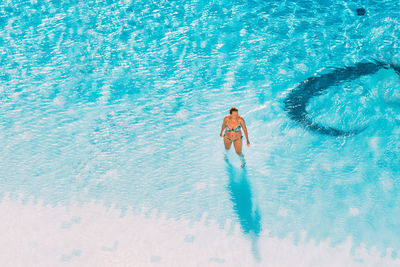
[224,122,243,142]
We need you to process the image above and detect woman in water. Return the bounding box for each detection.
[220,107,250,155]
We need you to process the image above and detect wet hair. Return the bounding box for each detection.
[229,107,238,114]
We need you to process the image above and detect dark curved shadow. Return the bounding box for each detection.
[284,60,400,136]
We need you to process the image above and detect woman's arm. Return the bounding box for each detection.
[240,117,250,146]
[220,117,226,137]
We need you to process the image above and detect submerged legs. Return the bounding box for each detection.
[239,152,246,168]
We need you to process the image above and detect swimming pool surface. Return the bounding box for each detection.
[1,0,400,266]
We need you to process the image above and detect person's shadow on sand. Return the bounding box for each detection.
[224,153,262,261]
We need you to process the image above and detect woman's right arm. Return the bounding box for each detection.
[220,117,226,137]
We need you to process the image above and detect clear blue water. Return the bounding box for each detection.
[1,0,400,259]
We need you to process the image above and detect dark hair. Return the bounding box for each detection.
[230,107,238,114]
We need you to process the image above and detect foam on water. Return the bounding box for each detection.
[1,195,399,266]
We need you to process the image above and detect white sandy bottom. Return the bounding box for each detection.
[0,196,398,267]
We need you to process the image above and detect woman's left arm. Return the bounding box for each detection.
[241,117,250,146]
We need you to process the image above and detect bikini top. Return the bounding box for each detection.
[225,120,242,132]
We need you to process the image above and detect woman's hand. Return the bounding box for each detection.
[247,140,250,147]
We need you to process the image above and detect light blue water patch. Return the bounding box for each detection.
[1,0,400,259]
[61,249,82,262]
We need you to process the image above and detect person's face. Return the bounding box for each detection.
[231,111,238,118]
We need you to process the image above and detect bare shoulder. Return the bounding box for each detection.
[223,115,229,121]
[239,116,246,125]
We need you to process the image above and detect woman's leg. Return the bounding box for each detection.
[234,136,245,167]
[233,136,243,155]
[224,135,232,150]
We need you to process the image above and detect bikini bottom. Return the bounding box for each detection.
[224,134,243,142]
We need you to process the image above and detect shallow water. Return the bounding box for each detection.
[1,0,400,264]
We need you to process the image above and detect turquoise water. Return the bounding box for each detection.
[1,0,400,259]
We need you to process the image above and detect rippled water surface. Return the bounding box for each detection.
[1,0,400,260]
